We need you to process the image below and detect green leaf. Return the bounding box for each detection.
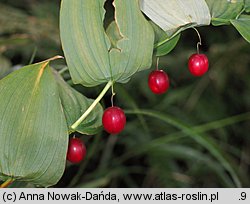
[150,21,180,56]
[155,34,181,57]
[60,0,154,87]
[140,0,211,36]
[60,0,111,87]
[0,57,68,187]
[205,0,244,26]
[231,15,250,43]
[108,0,154,83]
[53,71,103,135]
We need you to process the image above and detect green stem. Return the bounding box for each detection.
[58,66,69,75]
[71,80,113,130]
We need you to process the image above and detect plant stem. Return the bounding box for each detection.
[71,80,113,130]
[58,66,69,75]
[192,27,202,54]
[156,57,159,70]
[111,83,115,107]
[0,178,14,188]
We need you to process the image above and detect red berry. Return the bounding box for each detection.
[67,137,86,163]
[188,54,209,76]
[148,70,170,94]
[102,106,126,134]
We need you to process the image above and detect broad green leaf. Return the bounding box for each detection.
[108,0,154,83]
[60,0,111,87]
[205,0,244,26]
[60,0,154,87]
[0,57,68,187]
[231,15,250,43]
[140,0,211,36]
[53,71,103,135]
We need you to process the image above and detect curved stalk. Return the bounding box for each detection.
[71,80,113,130]
[192,27,202,54]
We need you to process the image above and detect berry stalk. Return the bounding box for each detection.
[192,27,202,54]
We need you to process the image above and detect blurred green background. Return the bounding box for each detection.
[0,0,250,188]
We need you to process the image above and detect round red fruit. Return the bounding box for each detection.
[102,106,126,134]
[67,137,86,163]
[188,54,209,76]
[148,70,169,94]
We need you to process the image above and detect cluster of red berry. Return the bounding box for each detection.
[148,29,209,94]
[66,33,209,164]
[66,106,126,164]
[66,53,209,164]
[148,53,209,94]
[66,95,127,164]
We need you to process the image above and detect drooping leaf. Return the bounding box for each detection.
[140,0,211,36]
[0,57,68,187]
[53,71,103,135]
[60,0,154,87]
[205,0,244,26]
[231,15,250,43]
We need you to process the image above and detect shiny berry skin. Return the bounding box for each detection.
[148,70,170,94]
[102,106,126,134]
[188,54,209,76]
[67,137,86,163]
